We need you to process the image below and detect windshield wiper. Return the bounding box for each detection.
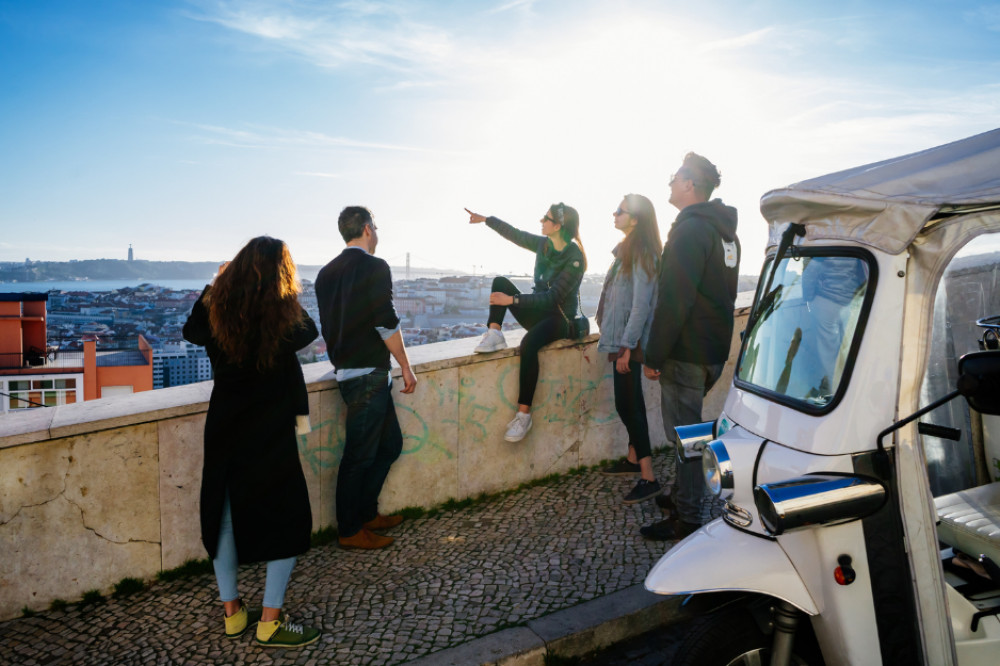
[747,223,805,332]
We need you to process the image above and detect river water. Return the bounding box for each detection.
[0,279,212,293]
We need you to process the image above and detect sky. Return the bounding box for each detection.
[1,0,999,277]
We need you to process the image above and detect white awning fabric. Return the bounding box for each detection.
[760,128,1000,254]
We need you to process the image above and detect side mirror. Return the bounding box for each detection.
[958,350,1000,415]
[876,348,1000,478]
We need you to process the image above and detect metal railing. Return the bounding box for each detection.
[0,336,151,371]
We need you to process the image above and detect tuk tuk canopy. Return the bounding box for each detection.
[760,128,1000,254]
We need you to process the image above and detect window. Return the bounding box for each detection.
[737,251,874,412]
[921,233,1000,496]
[6,377,78,410]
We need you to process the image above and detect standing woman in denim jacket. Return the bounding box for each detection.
[596,194,663,504]
[465,203,587,443]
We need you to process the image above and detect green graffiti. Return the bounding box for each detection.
[396,403,455,459]
[496,364,618,425]
[297,417,343,476]
[296,362,625,470]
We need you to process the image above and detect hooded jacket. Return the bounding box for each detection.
[645,199,740,368]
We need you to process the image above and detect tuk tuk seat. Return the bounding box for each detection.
[935,481,1000,568]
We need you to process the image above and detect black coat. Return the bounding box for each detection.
[645,199,741,368]
[183,288,318,564]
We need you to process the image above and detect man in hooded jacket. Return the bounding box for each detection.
[641,152,740,540]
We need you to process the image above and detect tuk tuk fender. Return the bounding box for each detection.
[644,518,819,615]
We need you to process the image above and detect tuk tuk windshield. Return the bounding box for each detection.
[737,251,873,411]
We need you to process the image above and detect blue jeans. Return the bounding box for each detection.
[658,360,724,524]
[213,492,296,609]
[337,370,403,538]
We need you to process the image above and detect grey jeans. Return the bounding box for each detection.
[658,360,724,524]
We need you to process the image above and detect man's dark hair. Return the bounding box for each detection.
[338,206,374,243]
[680,152,722,200]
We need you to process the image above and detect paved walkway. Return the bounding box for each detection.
[0,450,693,665]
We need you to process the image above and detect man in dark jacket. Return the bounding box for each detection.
[641,153,740,540]
[315,206,417,550]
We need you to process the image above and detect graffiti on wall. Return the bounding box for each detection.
[296,359,633,475]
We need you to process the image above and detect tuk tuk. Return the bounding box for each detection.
[645,128,1000,665]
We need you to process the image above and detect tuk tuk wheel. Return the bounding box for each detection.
[674,606,823,666]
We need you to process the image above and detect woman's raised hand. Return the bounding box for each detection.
[465,208,487,224]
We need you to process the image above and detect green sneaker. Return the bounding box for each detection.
[224,602,262,639]
[256,613,321,648]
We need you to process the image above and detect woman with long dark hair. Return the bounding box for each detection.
[183,236,320,648]
[465,203,587,442]
[596,194,663,504]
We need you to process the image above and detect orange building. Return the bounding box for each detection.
[0,293,153,413]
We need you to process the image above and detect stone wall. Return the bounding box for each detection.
[0,311,747,620]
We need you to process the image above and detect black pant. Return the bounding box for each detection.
[336,370,403,537]
[612,358,651,459]
[488,276,569,407]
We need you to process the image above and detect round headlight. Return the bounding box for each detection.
[702,440,733,498]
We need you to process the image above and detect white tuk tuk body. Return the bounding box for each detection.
[646,129,1000,665]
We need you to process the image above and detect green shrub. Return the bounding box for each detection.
[157,558,212,582]
[311,526,339,547]
[80,590,105,606]
[113,577,145,598]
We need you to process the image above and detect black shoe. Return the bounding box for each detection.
[623,479,662,504]
[655,493,675,515]
[675,520,701,539]
[601,459,641,476]
[639,518,701,541]
[639,518,676,541]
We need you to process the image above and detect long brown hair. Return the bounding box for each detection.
[206,236,303,370]
[617,194,660,279]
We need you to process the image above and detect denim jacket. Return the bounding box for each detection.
[596,245,657,354]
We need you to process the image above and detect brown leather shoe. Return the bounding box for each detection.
[338,528,394,549]
[364,514,403,531]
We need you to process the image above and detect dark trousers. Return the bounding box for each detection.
[336,369,403,538]
[488,276,569,407]
[659,361,725,523]
[613,359,651,460]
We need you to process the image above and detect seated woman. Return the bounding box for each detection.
[464,203,587,442]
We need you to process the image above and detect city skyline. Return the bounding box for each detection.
[2,1,999,276]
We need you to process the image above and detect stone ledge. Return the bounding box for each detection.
[0,324,599,451]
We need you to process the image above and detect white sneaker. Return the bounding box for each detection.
[474,328,508,353]
[504,413,532,442]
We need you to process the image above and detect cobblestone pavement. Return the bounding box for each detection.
[0,450,711,666]
[577,621,688,665]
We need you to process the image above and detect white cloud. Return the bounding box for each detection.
[185,0,456,72]
[487,0,537,15]
[699,27,776,54]
[180,121,439,154]
[294,171,341,178]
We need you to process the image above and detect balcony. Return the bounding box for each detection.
[0,336,151,374]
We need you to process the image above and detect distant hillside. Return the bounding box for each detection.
[0,259,222,282]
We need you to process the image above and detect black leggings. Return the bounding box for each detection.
[612,358,651,459]
[488,276,569,407]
